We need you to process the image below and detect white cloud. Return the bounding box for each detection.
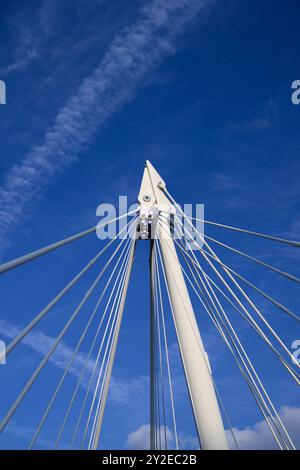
[0,318,95,384]
[227,405,300,450]
[2,320,299,450]
[178,432,200,449]
[4,416,73,449]
[4,420,56,449]
[126,424,151,449]
[0,318,149,406]
[0,0,56,75]
[227,116,272,132]
[125,424,200,450]
[126,406,300,450]
[109,375,149,407]
[0,0,214,252]
[125,424,173,450]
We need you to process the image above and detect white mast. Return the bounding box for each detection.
[138,161,228,450]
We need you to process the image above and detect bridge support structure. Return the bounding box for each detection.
[139,161,228,450]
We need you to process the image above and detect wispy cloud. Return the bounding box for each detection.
[4,420,61,449]
[0,318,149,405]
[226,405,300,450]
[109,375,149,407]
[227,115,272,132]
[2,319,299,449]
[0,0,56,75]
[126,406,300,449]
[224,99,281,134]
[0,318,96,383]
[0,0,214,252]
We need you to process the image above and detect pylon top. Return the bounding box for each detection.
[138,161,172,209]
[137,161,174,240]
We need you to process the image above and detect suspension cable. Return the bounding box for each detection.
[55,232,135,449]
[0,222,137,434]
[158,221,290,449]
[89,236,136,450]
[176,218,300,380]
[170,220,300,379]
[167,207,300,370]
[155,241,209,450]
[212,378,239,450]
[165,211,300,287]
[173,234,295,449]
[0,210,137,275]
[154,243,179,450]
[3,218,136,362]
[88,237,135,449]
[153,247,168,450]
[162,214,299,322]
[87,272,127,449]
[171,230,300,385]
[199,231,300,284]
[70,236,134,448]
[82,239,134,449]
[152,245,162,450]
[150,242,156,450]
[158,223,281,449]
[28,219,137,448]
[164,211,300,248]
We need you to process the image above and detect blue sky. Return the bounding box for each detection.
[0,0,299,450]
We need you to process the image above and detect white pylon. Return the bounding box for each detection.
[138,161,228,450]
